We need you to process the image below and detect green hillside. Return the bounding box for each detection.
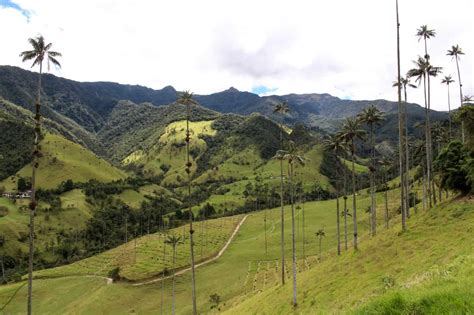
[1,182,471,314]
[1,133,126,191]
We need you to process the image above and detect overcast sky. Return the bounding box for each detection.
[0,0,472,111]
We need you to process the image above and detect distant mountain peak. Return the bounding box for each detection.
[225,87,239,93]
[162,85,176,92]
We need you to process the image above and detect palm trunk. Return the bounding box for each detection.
[161,237,166,315]
[351,141,358,250]
[454,57,464,143]
[28,61,43,315]
[336,196,341,255]
[279,123,285,285]
[185,106,197,315]
[171,246,176,315]
[263,201,267,255]
[403,86,411,219]
[423,74,432,209]
[447,84,452,139]
[290,163,297,307]
[370,124,376,236]
[427,74,437,206]
[343,151,348,250]
[319,236,322,261]
[302,199,306,258]
[396,0,407,231]
[384,173,389,229]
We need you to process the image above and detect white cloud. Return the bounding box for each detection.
[0,0,472,111]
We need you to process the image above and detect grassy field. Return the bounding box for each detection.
[0,189,93,262]
[123,120,216,185]
[1,133,126,190]
[30,215,242,282]
[0,177,471,314]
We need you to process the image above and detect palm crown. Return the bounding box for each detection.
[357,105,385,127]
[20,35,62,70]
[416,25,436,41]
[441,75,455,85]
[447,45,464,60]
[407,56,442,84]
[339,117,366,153]
[165,234,182,247]
[273,101,290,115]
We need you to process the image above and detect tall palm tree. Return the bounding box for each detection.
[273,101,289,285]
[408,57,442,208]
[315,228,325,261]
[358,106,385,236]
[416,25,442,206]
[165,234,183,315]
[177,91,198,315]
[19,35,61,315]
[395,0,407,231]
[447,45,465,142]
[322,134,345,255]
[392,76,416,219]
[276,140,304,307]
[441,75,455,138]
[416,25,436,61]
[340,117,366,250]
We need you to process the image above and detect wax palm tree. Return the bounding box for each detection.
[408,57,442,208]
[315,228,325,261]
[395,0,407,231]
[416,25,436,61]
[340,117,366,250]
[177,91,198,315]
[277,140,304,307]
[379,157,391,228]
[165,234,183,315]
[19,35,61,315]
[273,101,289,285]
[322,134,346,255]
[358,106,385,236]
[447,45,465,142]
[393,75,417,215]
[441,75,455,138]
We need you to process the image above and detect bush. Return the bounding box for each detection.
[434,141,472,194]
[108,267,121,282]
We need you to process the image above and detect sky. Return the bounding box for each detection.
[0,0,472,111]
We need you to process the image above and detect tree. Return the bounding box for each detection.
[393,76,416,217]
[315,228,325,261]
[416,25,436,61]
[276,140,305,307]
[273,101,289,285]
[358,106,385,236]
[322,134,345,255]
[395,0,408,231]
[165,234,183,315]
[340,117,366,250]
[441,75,455,138]
[177,90,198,315]
[408,56,442,208]
[19,35,61,315]
[447,45,465,142]
[434,141,471,194]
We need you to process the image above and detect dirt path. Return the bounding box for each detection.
[132,214,249,286]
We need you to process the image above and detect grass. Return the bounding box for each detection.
[0,181,471,314]
[0,189,93,262]
[30,215,241,282]
[122,120,216,185]
[0,133,126,190]
[340,156,369,174]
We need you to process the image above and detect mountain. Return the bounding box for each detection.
[0,66,449,138]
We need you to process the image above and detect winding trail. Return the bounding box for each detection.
[132,214,249,286]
